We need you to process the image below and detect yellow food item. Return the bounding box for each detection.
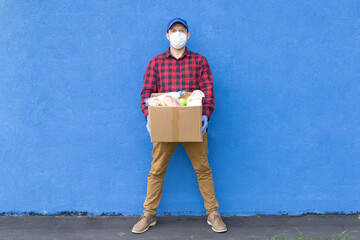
[178,91,191,99]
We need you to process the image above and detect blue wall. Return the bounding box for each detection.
[1,0,359,216]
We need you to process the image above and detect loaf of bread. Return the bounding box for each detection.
[148,98,166,106]
[163,95,180,106]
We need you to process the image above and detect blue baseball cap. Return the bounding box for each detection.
[167,17,189,32]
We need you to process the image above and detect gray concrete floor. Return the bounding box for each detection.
[0,214,359,240]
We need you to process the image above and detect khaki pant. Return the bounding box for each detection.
[143,132,220,216]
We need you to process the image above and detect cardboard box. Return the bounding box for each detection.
[148,92,203,142]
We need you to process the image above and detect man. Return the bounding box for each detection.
[133,17,227,234]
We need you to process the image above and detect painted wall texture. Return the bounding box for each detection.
[1,0,359,216]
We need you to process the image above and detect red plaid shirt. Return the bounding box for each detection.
[140,47,215,121]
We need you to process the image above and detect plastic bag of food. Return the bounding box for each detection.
[144,97,164,106]
[144,90,204,107]
[162,95,180,106]
[188,90,205,100]
[144,93,180,106]
[182,90,204,106]
[186,98,202,106]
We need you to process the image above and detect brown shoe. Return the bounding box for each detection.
[131,211,157,234]
[207,211,227,233]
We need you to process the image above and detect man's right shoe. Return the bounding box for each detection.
[131,211,157,234]
[207,210,227,233]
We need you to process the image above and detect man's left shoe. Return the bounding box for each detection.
[207,211,227,233]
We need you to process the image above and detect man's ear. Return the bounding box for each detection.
[187,32,191,40]
[166,32,170,41]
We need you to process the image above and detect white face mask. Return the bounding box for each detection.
[169,32,188,49]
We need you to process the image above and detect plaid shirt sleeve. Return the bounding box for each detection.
[199,57,215,121]
[140,59,158,120]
